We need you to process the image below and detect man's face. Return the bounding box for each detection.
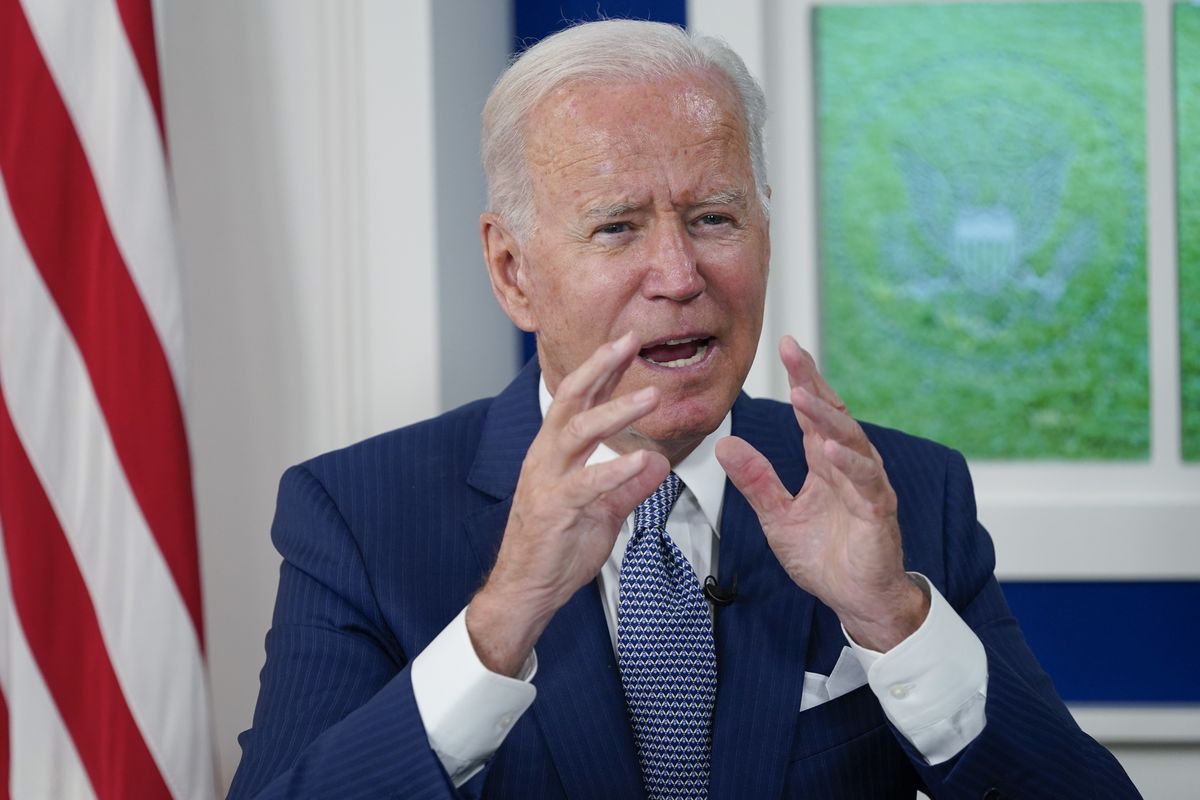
[506,71,769,453]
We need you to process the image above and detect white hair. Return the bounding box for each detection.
[481,19,769,241]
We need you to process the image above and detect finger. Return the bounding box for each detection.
[778,339,841,472]
[779,336,846,412]
[778,335,814,392]
[775,338,830,468]
[594,338,637,405]
[793,406,836,483]
[545,332,639,427]
[562,449,652,503]
[791,385,871,458]
[822,438,894,511]
[592,451,671,518]
[808,362,848,414]
[715,436,793,523]
[558,386,661,470]
[565,331,640,410]
[785,376,847,484]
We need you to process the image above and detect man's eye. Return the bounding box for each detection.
[596,222,630,236]
[696,214,730,226]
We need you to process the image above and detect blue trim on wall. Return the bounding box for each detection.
[512,0,688,367]
[1001,581,1200,703]
[515,0,686,52]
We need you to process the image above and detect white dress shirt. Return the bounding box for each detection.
[411,378,988,786]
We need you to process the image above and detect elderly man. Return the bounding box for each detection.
[229,19,1137,800]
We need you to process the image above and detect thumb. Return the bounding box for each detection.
[716,436,792,524]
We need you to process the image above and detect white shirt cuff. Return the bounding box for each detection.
[410,607,538,785]
[843,573,988,765]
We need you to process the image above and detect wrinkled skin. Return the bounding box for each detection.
[471,71,925,676]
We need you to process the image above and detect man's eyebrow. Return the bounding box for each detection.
[583,191,748,219]
[694,189,748,207]
[583,201,643,220]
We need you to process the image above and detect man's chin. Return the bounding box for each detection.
[621,394,732,461]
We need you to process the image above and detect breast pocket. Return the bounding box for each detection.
[788,683,889,762]
[784,685,917,798]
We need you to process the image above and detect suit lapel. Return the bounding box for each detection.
[463,358,645,799]
[464,357,543,507]
[709,394,816,800]
[461,357,540,601]
[531,584,647,799]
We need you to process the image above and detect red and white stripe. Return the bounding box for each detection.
[0,0,215,797]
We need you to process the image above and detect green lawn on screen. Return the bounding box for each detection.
[815,3,1149,459]
[1178,3,1200,461]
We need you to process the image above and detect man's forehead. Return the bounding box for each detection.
[527,73,744,145]
[523,75,751,183]
[541,75,729,121]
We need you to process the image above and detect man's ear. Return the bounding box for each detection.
[481,212,537,332]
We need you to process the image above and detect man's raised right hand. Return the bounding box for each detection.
[465,332,670,677]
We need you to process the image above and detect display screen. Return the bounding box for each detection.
[815,3,1149,458]
[1178,1,1200,461]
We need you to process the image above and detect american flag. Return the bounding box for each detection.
[0,0,215,796]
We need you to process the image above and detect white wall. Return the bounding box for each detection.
[431,3,523,408]
[161,0,510,788]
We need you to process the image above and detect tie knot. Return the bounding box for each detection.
[634,472,683,534]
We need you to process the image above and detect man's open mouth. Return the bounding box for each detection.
[638,336,714,368]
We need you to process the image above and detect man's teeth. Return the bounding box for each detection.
[647,340,709,368]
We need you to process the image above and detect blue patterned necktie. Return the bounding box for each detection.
[617,472,717,800]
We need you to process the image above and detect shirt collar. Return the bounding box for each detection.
[538,375,729,533]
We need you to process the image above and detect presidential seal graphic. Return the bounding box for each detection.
[822,54,1144,371]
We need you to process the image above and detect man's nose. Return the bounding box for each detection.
[643,220,705,301]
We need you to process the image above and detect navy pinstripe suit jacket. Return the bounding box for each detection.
[229,358,1139,799]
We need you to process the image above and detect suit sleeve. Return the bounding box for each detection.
[227,465,457,800]
[909,450,1140,800]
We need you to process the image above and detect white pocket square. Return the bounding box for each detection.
[799,646,869,712]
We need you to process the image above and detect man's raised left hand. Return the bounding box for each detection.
[715,336,929,652]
